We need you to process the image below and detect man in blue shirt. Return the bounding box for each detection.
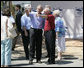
[29,5,45,64]
[21,6,31,60]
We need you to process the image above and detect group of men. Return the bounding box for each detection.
[14,4,56,64]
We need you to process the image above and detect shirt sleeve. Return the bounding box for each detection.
[10,16,15,23]
[56,23,60,32]
[42,18,45,29]
[8,18,13,30]
[55,20,60,32]
[21,16,25,27]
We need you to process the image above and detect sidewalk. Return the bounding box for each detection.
[11,57,83,67]
[11,37,83,67]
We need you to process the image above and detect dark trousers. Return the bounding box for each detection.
[21,30,30,59]
[12,29,22,50]
[29,28,42,61]
[44,30,56,62]
[12,36,17,50]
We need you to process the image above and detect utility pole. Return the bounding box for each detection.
[9,1,12,11]
[9,1,15,17]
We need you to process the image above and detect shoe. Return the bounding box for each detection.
[26,57,29,60]
[57,57,62,61]
[45,55,49,58]
[29,60,33,64]
[48,61,55,64]
[12,48,14,51]
[37,60,42,63]
[33,56,36,59]
[47,59,55,64]
[1,65,4,67]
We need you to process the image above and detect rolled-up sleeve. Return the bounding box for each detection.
[21,16,25,28]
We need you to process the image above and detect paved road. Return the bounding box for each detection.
[11,37,83,67]
[11,57,83,67]
[11,46,83,67]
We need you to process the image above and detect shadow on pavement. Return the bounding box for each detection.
[11,56,26,61]
[62,55,79,60]
[55,60,73,65]
[42,60,73,65]
[11,63,33,67]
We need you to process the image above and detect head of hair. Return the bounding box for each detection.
[37,5,43,10]
[24,6,30,10]
[24,4,31,9]
[2,6,11,17]
[44,8,51,12]
[45,5,51,9]
[53,10,60,16]
[16,4,21,9]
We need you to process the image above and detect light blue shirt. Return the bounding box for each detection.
[55,17,65,37]
[29,12,45,29]
[21,13,31,30]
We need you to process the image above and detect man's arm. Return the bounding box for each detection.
[21,16,28,36]
[37,14,48,18]
[56,32,59,39]
[23,26,28,36]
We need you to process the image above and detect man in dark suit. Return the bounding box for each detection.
[15,4,22,33]
[12,4,22,51]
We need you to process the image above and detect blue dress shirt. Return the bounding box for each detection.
[29,12,45,29]
[21,13,31,30]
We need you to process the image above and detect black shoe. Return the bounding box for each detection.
[49,62,55,64]
[12,48,14,51]
[36,60,42,63]
[47,59,55,64]
[45,55,49,58]
[29,60,33,64]
[33,56,36,59]
[26,57,29,60]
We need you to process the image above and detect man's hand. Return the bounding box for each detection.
[36,13,40,17]
[24,30,28,36]
[56,32,58,39]
[23,26,28,36]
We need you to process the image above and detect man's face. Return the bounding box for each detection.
[37,7,43,14]
[53,13,57,17]
[15,7,18,11]
[25,9,29,16]
[44,10,49,15]
[28,8,31,12]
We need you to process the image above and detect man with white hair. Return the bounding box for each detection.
[24,4,32,12]
[45,5,51,10]
[21,6,31,60]
[37,8,56,64]
[45,5,52,14]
